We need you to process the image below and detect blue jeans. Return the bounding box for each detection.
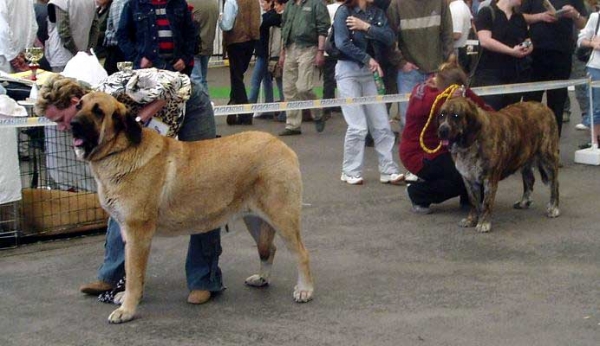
[587,67,600,127]
[397,69,431,125]
[248,56,274,104]
[98,83,223,292]
[191,55,210,92]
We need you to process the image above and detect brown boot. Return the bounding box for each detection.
[187,290,211,304]
[79,281,114,295]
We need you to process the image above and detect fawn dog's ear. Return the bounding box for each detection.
[112,101,142,145]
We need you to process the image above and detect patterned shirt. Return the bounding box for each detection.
[95,68,192,137]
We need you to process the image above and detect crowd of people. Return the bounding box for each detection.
[0,0,598,307]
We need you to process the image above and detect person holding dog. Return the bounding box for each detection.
[35,70,224,305]
[400,59,492,213]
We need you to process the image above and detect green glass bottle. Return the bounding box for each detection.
[373,70,386,95]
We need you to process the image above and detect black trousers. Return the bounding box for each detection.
[103,45,125,76]
[407,153,467,207]
[227,40,256,105]
[523,49,572,137]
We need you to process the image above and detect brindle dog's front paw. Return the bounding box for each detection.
[459,217,477,227]
[245,274,269,287]
[475,221,492,233]
[293,285,313,303]
[108,307,135,324]
[546,205,560,218]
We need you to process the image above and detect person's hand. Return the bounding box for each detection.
[401,61,418,73]
[537,11,558,23]
[367,58,381,75]
[172,59,186,72]
[315,50,325,67]
[278,49,285,70]
[590,36,600,50]
[10,53,29,72]
[511,44,531,58]
[140,57,153,68]
[560,5,580,20]
[346,16,371,32]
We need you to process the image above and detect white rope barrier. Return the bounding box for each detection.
[0,78,593,128]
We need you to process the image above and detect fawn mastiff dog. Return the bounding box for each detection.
[70,92,314,323]
[437,97,560,233]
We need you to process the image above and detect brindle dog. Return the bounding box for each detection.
[437,97,560,233]
[70,92,314,323]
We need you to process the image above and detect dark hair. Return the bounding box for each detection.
[274,0,288,4]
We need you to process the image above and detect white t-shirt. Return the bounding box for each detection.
[578,12,600,69]
[449,0,472,49]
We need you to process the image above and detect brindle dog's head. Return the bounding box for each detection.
[437,97,482,150]
[71,92,142,160]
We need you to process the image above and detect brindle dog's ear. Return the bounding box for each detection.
[112,103,142,145]
[464,100,482,146]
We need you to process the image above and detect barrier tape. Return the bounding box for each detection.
[0,78,592,128]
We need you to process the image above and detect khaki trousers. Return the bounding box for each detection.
[282,43,322,130]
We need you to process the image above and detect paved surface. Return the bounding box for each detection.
[2,69,600,345]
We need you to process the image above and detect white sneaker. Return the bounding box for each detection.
[380,173,405,185]
[405,172,420,182]
[341,173,364,185]
[575,123,589,131]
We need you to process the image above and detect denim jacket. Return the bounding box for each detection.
[333,4,395,66]
[116,0,196,71]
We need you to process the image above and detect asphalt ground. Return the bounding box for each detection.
[1,67,600,345]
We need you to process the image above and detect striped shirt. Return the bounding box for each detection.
[151,0,174,60]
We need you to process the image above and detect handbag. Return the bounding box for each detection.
[576,12,600,63]
[324,24,341,59]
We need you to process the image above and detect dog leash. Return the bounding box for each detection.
[419,84,461,154]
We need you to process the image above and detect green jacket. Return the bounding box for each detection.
[281,0,330,48]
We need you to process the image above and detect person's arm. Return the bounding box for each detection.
[88,10,100,51]
[55,7,78,54]
[218,0,238,31]
[578,13,600,49]
[116,3,139,66]
[136,99,167,123]
[441,2,455,61]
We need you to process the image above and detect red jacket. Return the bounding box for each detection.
[399,82,492,175]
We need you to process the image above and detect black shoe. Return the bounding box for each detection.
[226,114,238,125]
[579,142,592,149]
[365,133,374,147]
[302,109,313,122]
[279,128,302,136]
[238,114,253,125]
[314,116,327,133]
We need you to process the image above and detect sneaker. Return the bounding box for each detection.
[340,173,364,185]
[562,112,570,123]
[412,204,432,214]
[314,116,326,133]
[80,280,114,295]
[380,173,405,185]
[579,142,592,149]
[575,123,590,131]
[279,128,302,136]
[187,290,211,304]
[405,172,420,182]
